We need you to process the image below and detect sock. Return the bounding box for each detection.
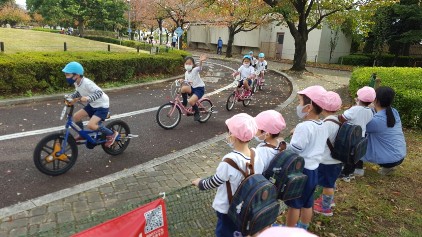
[322,194,334,210]
[98,125,114,136]
[182,93,188,106]
[192,105,199,114]
[297,221,309,230]
[76,121,84,130]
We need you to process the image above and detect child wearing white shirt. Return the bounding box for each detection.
[232,55,256,97]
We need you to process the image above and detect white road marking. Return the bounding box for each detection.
[0,61,235,141]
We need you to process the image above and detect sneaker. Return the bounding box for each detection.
[339,174,355,182]
[354,168,365,176]
[105,131,119,148]
[378,167,396,176]
[313,204,333,217]
[314,196,335,208]
[194,112,200,121]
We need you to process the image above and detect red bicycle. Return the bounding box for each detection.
[156,80,214,129]
[252,68,266,93]
[226,76,252,111]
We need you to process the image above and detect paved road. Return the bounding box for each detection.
[0,59,291,208]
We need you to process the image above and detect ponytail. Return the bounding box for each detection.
[386,106,396,128]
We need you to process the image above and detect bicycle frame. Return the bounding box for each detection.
[166,83,211,117]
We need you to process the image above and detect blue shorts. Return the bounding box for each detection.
[215,211,237,237]
[284,168,318,209]
[190,86,205,99]
[237,79,252,88]
[318,163,342,188]
[83,104,109,121]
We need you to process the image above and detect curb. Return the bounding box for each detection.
[0,60,298,220]
[0,75,185,108]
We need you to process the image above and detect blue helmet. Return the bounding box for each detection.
[258,53,265,58]
[243,55,252,59]
[248,51,254,55]
[62,62,84,75]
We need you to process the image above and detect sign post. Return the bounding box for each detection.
[174,27,184,50]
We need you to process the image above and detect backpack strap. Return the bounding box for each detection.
[263,141,287,153]
[324,119,342,153]
[223,149,255,203]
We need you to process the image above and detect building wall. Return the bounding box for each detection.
[188,23,351,63]
[317,24,352,64]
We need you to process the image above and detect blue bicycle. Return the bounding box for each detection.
[33,97,134,176]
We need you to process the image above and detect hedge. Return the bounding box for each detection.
[349,67,422,129]
[32,28,61,34]
[83,36,175,53]
[339,54,422,67]
[0,50,189,95]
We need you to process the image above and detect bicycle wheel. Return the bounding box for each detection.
[198,99,213,123]
[156,102,182,129]
[259,84,263,90]
[243,97,251,107]
[226,92,236,111]
[33,133,78,176]
[252,80,258,93]
[102,120,131,156]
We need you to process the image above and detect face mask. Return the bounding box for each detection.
[243,63,250,67]
[226,135,234,148]
[296,104,309,119]
[66,77,76,85]
[254,133,266,142]
[185,65,193,71]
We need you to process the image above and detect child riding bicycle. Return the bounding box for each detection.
[63,61,118,148]
[256,53,268,81]
[232,55,256,97]
[180,54,207,121]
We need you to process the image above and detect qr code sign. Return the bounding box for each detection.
[144,205,164,234]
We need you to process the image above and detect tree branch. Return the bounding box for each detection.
[307,5,352,33]
[305,0,315,18]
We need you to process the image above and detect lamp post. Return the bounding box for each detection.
[127,0,131,40]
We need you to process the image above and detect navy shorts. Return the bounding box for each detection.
[190,86,205,99]
[318,163,342,188]
[215,211,237,237]
[83,104,109,121]
[237,79,252,88]
[285,168,318,209]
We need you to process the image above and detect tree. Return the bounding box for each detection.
[203,0,272,57]
[0,2,31,26]
[263,0,396,71]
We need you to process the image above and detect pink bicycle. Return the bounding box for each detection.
[226,76,252,111]
[156,80,214,129]
[252,69,266,93]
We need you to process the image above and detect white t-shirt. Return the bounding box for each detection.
[287,120,328,170]
[185,66,205,88]
[212,150,255,214]
[342,106,374,137]
[321,115,342,165]
[238,65,255,79]
[74,78,109,108]
[256,60,267,73]
[254,142,281,174]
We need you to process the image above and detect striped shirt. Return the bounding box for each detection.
[69,77,109,108]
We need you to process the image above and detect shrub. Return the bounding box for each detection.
[32,27,61,34]
[0,51,189,96]
[84,30,116,38]
[340,54,422,67]
[349,67,422,129]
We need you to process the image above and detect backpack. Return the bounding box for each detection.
[325,119,368,164]
[262,148,308,201]
[224,150,280,236]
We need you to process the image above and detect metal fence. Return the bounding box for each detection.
[27,186,217,237]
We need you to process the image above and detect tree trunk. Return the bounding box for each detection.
[226,27,235,58]
[78,18,84,37]
[291,33,307,71]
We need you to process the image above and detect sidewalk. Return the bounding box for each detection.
[0,53,351,237]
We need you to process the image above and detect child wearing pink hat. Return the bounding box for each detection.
[313,91,343,217]
[339,86,376,181]
[253,110,287,174]
[255,226,318,237]
[192,113,258,237]
[285,85,329,230]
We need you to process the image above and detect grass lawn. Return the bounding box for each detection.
[310,128,422,237]
[0,28,145,53]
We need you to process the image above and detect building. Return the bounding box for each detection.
[187,22,352,64]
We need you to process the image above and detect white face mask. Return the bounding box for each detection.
[226,135,234,148]
[254,132,266,142]
[296,104,309,119]
[243,63,250,67]
[185,65,193,71]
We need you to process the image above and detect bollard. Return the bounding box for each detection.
[108,44,111,52]
[64,42,67,51]
[137,46,140,53]
[0,42,4,52]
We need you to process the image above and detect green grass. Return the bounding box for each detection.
[310,129,422,237]
[0,28,147,53]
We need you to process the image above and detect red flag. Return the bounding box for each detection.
[73,198,169,237]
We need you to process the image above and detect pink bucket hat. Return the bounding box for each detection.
[298,85,327,107]
[257,227,318,237]
[225,113,258,142]
[357,86,376,102]
[255,110,286,135]
[322,91,342,112]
